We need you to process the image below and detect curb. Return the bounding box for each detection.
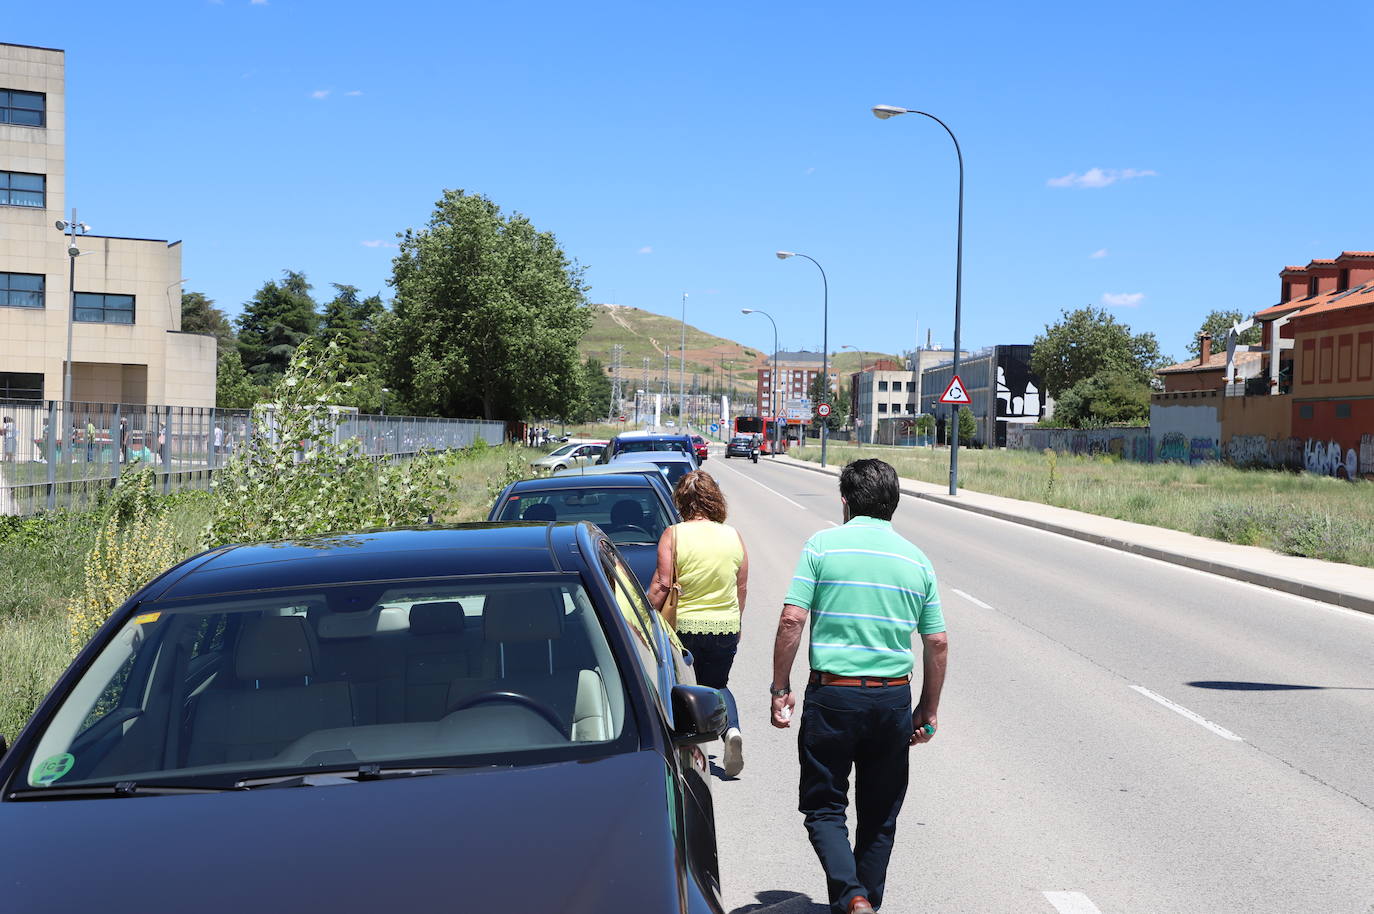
[772,455,1374,616]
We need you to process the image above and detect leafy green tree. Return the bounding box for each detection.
[808,371,846,432]
[216,350,259,409]
[958,406,977,443]
[181,291,236,356]
[1052,370,1152,428]
[385,190,591,420]
[570,358,612,423]
[319,284,386,375]
[236,270,320,385]
[1030,306,1168,399]
[1187,308,1260,358]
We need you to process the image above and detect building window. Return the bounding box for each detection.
[1335,403,1352,419]
[906,381,916,392]
[877,403,888,413]
[878,380,888,391]
[0,272,44,308]
[0,90,44,127]
[1299,404,1314,420]
[74,292,135,324]
[0,171,44,208]
[0,371,43,400]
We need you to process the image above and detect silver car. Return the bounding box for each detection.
[529,441,606,473]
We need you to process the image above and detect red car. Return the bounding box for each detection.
[690,435,709,462]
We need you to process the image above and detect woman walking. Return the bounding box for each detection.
[648,470,749,777]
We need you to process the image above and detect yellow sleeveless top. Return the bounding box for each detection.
[673,521,744,635]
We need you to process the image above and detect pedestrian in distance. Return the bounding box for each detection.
[1,415,14,463]
[770,458,948,914]
[85,416,97,463]
[646,469,750,778]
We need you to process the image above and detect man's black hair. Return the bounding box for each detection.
[839,458,900,520]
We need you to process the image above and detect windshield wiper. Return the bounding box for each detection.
[9,781,234,800]
[236,763,497,789]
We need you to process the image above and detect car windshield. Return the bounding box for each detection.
[498,486,669,545]
[731,437,750,445]
[616,456,690,488]
[13,578,632,792]
[544,443,579,458]
[616,440,688,455]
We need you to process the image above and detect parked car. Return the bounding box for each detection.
[489,473,679,587]
[529,440,606,474]
[610,450,695,493]
[0,524,728,914]
[690,435,709,463]
[550,462,676,507]
[598,433,697,466]
[725,435,759,462]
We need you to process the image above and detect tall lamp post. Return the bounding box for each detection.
[776,251,829,468]
[678,292,688,428]
[873,104,965,496]
[55,211,91,405]
[741,308,779,457]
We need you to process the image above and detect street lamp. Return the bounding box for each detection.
[872,103,966,496]
[55,212,91,405]
[679,292,688,429]
[741,308,780,457]
[776,250,830,468]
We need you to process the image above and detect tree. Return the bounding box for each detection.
[236,270,319,385]
[1030,306,1168,399]
[808,371,846,432]
[1188,308,1260,358]
[1051,370,1151,428]
[216,349,259,409]
[957,406,977,443]
[385,190,591,421]
[319,284,386,376]
[181,291,235,356]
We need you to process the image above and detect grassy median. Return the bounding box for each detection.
[793,442,1374,569]
[0,443,539,741]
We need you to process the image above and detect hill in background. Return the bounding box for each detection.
[579,304,900,400]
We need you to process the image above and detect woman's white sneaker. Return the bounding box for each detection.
[722,728,744,777]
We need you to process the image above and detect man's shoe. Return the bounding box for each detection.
[846,897,875,914]
[722,728,744,777]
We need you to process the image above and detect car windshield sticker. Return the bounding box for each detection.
[31,752,75,786]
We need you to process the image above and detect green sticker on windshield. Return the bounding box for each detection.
[31,753,75,786]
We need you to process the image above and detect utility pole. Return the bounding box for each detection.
[609,344,624,420]
[679,292,688,428]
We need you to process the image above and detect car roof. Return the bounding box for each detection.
[152,524,594,601]
[505,472,661,490]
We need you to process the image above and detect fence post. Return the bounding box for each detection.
[162,405,172,496]
[45,400,57,510]
[112,402,122,485]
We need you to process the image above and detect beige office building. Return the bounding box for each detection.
[0,42,214,406]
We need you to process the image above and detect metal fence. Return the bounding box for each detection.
[0,399,505,516]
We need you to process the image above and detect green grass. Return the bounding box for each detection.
[0,444,540,742]
[795,443,1374,569]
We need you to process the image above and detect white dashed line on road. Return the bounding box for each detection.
[714,460,837,524]
[951,588,992,609]
[1129,685,1245,742]
[1044,891,1105,914]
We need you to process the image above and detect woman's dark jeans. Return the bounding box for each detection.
[677,631,740,731]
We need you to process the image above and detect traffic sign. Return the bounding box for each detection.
[938,375,971,405]
[817,403,832,418]
[618,415,626,421]
[709,423,719,432]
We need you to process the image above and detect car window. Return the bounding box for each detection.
[14,578,633,792]
[497,486,669,544]
[602,548,665,710]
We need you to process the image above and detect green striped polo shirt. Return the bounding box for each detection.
[783,516,944,678]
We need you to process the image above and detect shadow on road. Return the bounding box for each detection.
[728,890,828,914]
[1186,680,1373,691]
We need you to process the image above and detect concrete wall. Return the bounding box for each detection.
[1006,425,1153,461]
[1150,391,1221,463]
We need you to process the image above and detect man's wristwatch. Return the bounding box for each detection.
[769,686,791,697]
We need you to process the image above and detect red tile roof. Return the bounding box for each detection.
[1156,350,1262,374]
[1288,283,1374,320]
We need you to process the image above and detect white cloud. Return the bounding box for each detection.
[1090,248,1109,259]
[1047,167,1156,189]
[805,167,816,175]
[310,89,331,100]
[637,246,653,254]
[360,240,397,249]
[250,0,268,5]
[1101,292,1145,307]
[345,90,363,96]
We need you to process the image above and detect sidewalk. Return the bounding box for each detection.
[773,454,1374,616]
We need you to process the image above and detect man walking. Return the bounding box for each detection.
[770,459,948,914]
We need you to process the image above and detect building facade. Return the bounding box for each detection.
[0,42,214,407]
[753,350,837,420]
[920,345,1044,447]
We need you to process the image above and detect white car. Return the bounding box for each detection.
[529,441,606,474]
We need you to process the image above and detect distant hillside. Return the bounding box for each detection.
[579,303,900,398]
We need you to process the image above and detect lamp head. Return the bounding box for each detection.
[55,219,68,231]
[871,104,908,120]
[79,223,90,233]
[741,308,755,315]
[775,251,795,260]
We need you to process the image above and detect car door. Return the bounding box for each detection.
[571,444,603,469]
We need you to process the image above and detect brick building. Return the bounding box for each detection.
[753,350,837,421]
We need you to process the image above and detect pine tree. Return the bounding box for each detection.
[236,270,319,384]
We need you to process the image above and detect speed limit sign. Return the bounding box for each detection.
[817,403,832,418]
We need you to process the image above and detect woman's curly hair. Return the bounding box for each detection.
[673,470,728,523]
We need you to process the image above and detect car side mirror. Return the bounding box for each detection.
[670,685,728,746]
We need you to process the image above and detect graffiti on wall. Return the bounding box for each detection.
[1224,435,1303,470]
[1303,439,1359,479]
[1007,426,1153,462]
[1158,433,1188,462]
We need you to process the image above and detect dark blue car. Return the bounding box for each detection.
[0,524,727,914]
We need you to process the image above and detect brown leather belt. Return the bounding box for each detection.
[809,671,910,688]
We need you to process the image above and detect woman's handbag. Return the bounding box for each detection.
[660,524,682,631]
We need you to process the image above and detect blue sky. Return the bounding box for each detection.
[11,0,1374,362]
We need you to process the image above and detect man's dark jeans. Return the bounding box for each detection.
[798,682,912,913]
[677,631,740,731]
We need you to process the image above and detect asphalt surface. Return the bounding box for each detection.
[702,453,1374,914]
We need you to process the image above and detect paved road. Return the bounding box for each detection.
[701,453,1374,914]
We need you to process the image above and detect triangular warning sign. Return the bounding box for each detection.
[938,374,971,404]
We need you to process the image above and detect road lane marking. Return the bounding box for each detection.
[1044,891,1105,914]
[951,588,992,609]
[1129,685,1244,742]
[714,460,838,524]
